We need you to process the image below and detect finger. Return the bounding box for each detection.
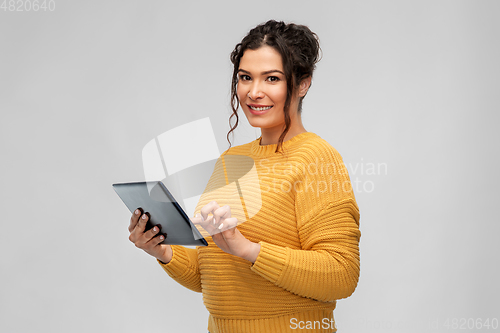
[134,212,149,234]
[148,232,166,247]
[192,213,218,236]
[211,231,226,247]
[219,217,238,232]
[156,233,166,244]
[130,213,150,247]
[209,205,231,232]
[213,205,231,226]
[128,207,143,232]
[200,201,221,224]
[141,232,165,252]
[206,215,225,236]
[191,214,208,227]
[195,214,225,237]
[146,224,161,241]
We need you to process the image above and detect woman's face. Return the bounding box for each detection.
[237,46,296,132]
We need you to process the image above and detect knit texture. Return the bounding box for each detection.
[158,132,361,333]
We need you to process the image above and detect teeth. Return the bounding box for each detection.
[249,106,272,111]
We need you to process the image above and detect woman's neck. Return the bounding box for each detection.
[259,121,307,146]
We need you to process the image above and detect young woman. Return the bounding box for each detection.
[128,20,361,333]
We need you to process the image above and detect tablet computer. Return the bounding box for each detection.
[113,181,208,246]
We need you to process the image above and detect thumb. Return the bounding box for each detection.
[220,217,238,238]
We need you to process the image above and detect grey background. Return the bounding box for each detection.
[1,0,499,332]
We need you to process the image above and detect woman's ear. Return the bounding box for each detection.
[298,76,312,97]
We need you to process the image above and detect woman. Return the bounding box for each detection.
[128,20,361,333]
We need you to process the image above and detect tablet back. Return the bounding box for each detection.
[113,181,208,246]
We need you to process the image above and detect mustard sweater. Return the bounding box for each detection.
[158,132,361,333]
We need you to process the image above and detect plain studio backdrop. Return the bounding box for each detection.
[1,1,499,332]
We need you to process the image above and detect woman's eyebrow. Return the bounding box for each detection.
[238,69,285,75]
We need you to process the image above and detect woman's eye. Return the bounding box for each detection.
[267,76,280,82]
[239,75,251,81]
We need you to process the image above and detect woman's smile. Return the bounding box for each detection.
[248,104,273,114]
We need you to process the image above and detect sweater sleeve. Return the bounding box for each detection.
[157,245,202,293]
[250,143,361,302]
[250,199,360,302]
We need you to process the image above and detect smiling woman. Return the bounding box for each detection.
[128,20,360,333]
[236,46,308,144]
[228,20,320,152]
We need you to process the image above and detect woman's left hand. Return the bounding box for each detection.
[191,201,261,263]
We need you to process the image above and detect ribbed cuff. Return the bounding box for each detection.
[157,245,190,278]
[250,241,288,284]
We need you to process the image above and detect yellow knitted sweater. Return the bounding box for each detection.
[158,132,361,333]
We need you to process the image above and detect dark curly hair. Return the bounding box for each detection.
[226,20,321,154]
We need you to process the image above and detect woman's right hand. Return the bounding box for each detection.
[128,208,173,264]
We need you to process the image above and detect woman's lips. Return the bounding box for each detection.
[248,105,272,115]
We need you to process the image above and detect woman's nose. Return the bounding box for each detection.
[248,84,264,100]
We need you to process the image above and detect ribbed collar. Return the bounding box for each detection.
[250,132,318,158]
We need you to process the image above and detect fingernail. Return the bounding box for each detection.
[218,223,224,230]
[142,214,147,220]
[153,226,158,232]
[159,235,164,240]
[135,209,140,215]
